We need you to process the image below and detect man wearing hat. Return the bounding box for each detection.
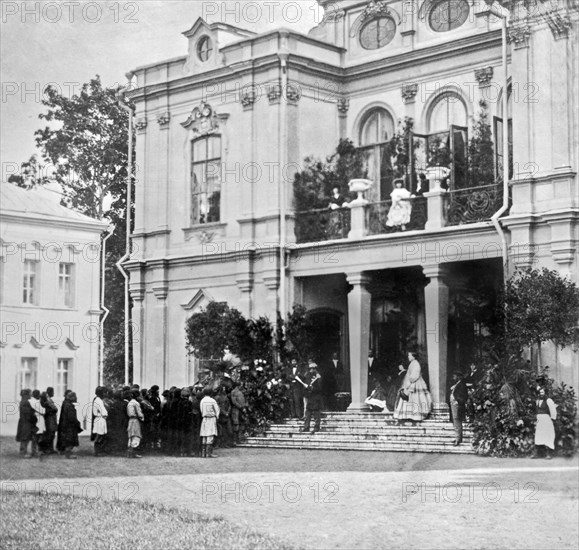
[300,363,323,434]
[448,371,468,446]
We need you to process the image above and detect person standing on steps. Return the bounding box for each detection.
[448,372,468,446]
[300,363,323,434]
[532,387,557,460]
[393,351,432,423]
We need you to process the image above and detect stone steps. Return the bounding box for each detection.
[240,412,475,455]
[241,437,473,454]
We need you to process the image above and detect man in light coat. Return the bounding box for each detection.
[200,387,220,458]
[29,389,45,458]
[92,386,108,457]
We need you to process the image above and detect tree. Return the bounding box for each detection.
[32,75,135,383]
[282,304,315,363]
[7,155,49,188]
[293,138,366,211]
[504,268,579,366]
[185,302,252,362]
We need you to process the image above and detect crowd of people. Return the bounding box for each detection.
[14,356,345,459]
[15,381,249,459]
[15,353,557,458]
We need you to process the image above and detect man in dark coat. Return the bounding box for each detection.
[40,387,58,454]
[300,363,323,434]
[106,389,129,454]
[16,389,37,458]
[148,385,162,451]
[215,386,233,448]
[176,388,195,456]
[448,372,469,446]
[57,391,82,458]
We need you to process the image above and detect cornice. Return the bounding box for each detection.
[129,30,502,104]
[0,211,109,233]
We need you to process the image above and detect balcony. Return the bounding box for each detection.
[294,182,504,244]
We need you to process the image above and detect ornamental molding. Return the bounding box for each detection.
[65,337,80,350]
[401,83,418,104]
[181,289,213,311]
[197,230,215,244]
[157,112,171,127]
[240,90,257,110]
[474,67,494,88]
[267,84,283,104]
[337,97,350,114]
[135,118,148,132]
[360,0,391,23]
[152,285,169,300]
[181,102,229,137]
[285,84,302,105]
[507,24,532,48]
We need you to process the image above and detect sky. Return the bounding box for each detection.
[1,0,321,182]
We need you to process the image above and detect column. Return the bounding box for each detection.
[422,265,449,414]
[346,272,372,411]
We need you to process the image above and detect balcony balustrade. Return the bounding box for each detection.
[294,182,504,244]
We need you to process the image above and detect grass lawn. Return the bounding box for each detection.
[0,491,298,550]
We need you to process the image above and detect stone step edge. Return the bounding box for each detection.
[239,443,473,454]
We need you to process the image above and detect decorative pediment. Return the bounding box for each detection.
[65,337,80,350]
[181,289,213,312]
[30,337,44,349]
[181,102,229,137]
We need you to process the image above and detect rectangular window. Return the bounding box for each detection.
[57,359,71,396]
[19,358,38,391]
[191,135,221,225]
[23,260,38,305]
[58,263,74,307]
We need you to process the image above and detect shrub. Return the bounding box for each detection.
[470,361,577,457]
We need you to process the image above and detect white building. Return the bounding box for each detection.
[0,183,108,435]
[126,0,578,409]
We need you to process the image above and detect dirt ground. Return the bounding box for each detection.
[2,437,578,550]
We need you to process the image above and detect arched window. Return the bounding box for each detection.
[191,135,221,225]
[359,109,396,201]
[426,93,469,188]
[428,94,467,134]
[494,88,513,180]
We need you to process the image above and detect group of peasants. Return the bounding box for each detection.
[16,383,247,459]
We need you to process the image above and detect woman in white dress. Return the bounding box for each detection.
[386,179,412,230]
[394,351,432,422]
[532,387,557,459]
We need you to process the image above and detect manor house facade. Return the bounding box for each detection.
[126,0,578,410]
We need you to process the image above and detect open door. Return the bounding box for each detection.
[450,125,468,189]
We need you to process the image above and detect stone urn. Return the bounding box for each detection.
[425,166,451,191]
[348,178,373,204]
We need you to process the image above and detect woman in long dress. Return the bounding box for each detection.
[386,179,412,230]
[394,352,432,422]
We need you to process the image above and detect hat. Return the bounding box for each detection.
[308,362,318,369]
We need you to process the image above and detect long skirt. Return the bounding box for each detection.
[200,416,218,437]
[394,378,432,421]
[127,418,142,439]
[535,415,555,449]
